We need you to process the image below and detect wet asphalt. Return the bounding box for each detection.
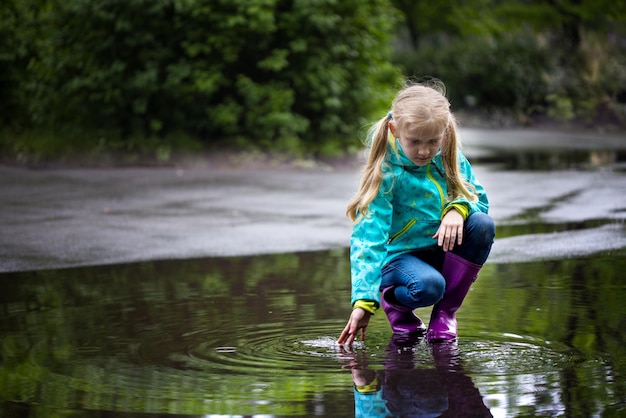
[1,128,625,273]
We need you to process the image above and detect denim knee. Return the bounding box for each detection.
[404,272,445,308]
[456,212,495,265]
[466,212,495,244]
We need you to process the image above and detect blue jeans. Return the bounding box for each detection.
[380,212,495,309]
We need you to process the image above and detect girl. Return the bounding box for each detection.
[337,81,495,345]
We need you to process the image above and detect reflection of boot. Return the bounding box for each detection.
[427,253,481,342]
[385,333,422,370]
[431,342,493,417]
[430,340,460,371]
[383,334,449,416]
[382,287,426,334]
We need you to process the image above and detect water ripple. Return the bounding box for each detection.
[181,322,350,375]
[460,332,592,376]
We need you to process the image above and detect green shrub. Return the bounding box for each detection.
[0,0,401,161]
[394,33,551,119]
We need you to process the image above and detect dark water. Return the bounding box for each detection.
[472,148,626,171]
[1,248,625,417]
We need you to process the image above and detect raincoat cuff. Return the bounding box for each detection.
[355,376,380,393]
[442,202,469,220]
[353,300,378,314]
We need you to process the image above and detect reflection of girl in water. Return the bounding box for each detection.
[338,81,495,346]
[346,336,493,417]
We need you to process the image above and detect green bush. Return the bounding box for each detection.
[393,25,626,127]
[394,33,551,119]
[0,0,400,161]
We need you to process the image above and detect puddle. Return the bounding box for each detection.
[1,248,625,417]
[470,149,626,171]
[494,218,622,237]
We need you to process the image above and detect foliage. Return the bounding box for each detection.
[0,0,37,131]
[392,0,626,126]
[3,0,626,162]
[0,0,400,161]
[394,32,550,117]
[391,0,504,47]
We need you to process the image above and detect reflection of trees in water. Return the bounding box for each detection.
[488,150,619,170]
[469,254,626,415]
[1,250,625,415]
[0,251,356,415]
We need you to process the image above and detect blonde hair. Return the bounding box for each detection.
[346,80,477,222]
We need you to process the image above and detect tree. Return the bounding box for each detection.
[0,0,41,130]
[391,0,626,125]
[1,0,401,159]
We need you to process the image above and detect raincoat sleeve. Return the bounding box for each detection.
[354,376,388,417]
[349,171,395,307]
[444,153,489,217]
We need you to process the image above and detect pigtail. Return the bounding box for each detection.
[347,80,476,222]
[346,116,391,222]
[441,118,477,202]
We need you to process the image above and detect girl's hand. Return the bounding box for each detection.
[338,308,371,346]
[433,208,464,252]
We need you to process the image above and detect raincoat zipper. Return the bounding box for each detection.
[388,219,416,244]
[426,163,446,211]
[388,163,446,245]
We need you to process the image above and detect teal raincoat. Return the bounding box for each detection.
[350,139,489,307]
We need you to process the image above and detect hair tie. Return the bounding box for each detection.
[387,112,393,121]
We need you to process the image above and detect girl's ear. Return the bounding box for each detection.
[388,121,397,137]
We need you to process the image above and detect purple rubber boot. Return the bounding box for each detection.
[381,286,426,334]
[427,252,482,343]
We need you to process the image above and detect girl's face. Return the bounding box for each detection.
[391,122,444,166]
